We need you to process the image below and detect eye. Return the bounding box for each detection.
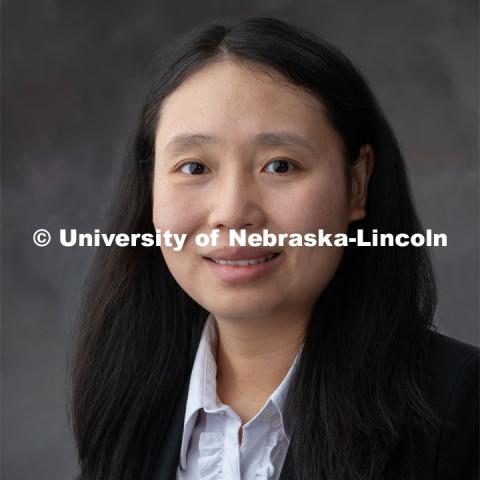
[264,159,296,174]
[179,162,210,175]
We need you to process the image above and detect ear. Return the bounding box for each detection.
[349,144,374,222]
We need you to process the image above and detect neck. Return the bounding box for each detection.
[214,310,308,423]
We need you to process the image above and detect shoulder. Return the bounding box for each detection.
[427,330,479,416]
[422,330,479,480]
[428,329,479,368]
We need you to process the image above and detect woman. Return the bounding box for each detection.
[69,17,479,480]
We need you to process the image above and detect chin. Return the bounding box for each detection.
[204,295,287,321]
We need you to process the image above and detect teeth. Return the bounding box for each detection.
[210,253,277,266]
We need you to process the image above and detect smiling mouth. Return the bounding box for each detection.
[205,252,281,266]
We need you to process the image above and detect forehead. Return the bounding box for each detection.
[155,60,335,150]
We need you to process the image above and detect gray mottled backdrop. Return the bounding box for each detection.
[2,1,478,478]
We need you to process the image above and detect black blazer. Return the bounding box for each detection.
[155,331,479,479]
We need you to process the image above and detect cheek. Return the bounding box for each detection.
[289,242,344,308]
[152,180,202,234]
[152,180,205,297]
[273,175,351,234]
[279,175,349,303]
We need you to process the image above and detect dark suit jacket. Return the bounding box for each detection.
[155,331,479,479]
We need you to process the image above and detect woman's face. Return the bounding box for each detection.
[152,60,369,323]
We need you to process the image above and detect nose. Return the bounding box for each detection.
[207,169,266,232]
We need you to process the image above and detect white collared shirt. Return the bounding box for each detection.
[176,313,298,480]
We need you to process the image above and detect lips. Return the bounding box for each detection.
[202,246,282,262]
[207,252,279,266]
[203,247,283,283]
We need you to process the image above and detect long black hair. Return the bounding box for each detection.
[68,17,439,480]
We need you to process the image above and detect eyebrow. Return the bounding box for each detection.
[163,131,317,155]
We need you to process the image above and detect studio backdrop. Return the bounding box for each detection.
[2,1,478,479]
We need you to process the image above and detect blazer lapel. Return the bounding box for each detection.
[153,383,296,480]
[154,384,189,480]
